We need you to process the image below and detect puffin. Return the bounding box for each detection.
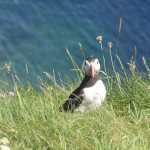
[60,57,106,112]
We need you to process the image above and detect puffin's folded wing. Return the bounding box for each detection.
[59,84,84,112]
[59,96,83,112]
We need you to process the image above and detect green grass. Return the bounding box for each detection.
[0,48,150,149]
[0,69,150,150]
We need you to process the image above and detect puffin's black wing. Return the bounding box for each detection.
[59,96,83,112]
[59,76,93,112]
[59,84,84,112]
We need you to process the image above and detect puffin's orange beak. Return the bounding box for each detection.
[90,64,96,78]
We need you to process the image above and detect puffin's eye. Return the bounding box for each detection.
[85,60,89,66]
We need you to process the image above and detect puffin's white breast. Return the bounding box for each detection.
[76,80,106,112]
[83,80,106,104]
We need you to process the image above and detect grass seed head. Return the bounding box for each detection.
[96,35,103,44]
[108,41,113,49]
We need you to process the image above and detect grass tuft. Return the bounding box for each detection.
[0,44,150,149]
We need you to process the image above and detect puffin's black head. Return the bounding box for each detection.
[83,56,100,78]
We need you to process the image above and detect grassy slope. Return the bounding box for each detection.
[0,72,150,150]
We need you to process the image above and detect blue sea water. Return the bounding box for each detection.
[0,0,150,84]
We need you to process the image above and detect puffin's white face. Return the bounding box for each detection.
[84,58,100,78]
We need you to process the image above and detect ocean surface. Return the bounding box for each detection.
[0,0,150,84]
